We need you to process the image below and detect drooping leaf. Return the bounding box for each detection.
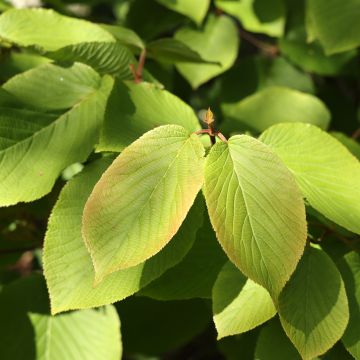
[117,297,211,355]
[97,80,200,152]
[338,252,360,359]
[44,157,204,314]
[215,0,285,37]
[0,63,113,206]
[156,0,210,25]
[83,125,205,282]
[307,0,360,54]
[203,135,307,296]
[44,41,136,79]
[221,86,330,134]
[260,123,360,234]
[278,247,349,360]
[139,209,227,300]
[146,38,214,63]
[175,15,239,89]
[212,261,276,339]
[0,8,114,51]
[255,318,302,360]
[0,275,122,360]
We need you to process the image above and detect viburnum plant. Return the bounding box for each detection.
[0,2,360,360]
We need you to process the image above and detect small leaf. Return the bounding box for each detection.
[0,63,113,206]
[278,247,349,360]
[0,8,114,51]
[44,157,203,314]
[260,123,360,234]
[215,0,285,37]
[307,0,360,54]
[221,86,330,133]
[212,261,276,339]
[338,252,360,359]
[203,135,307,296]
[97,80,200,152]
[155,0,210,25]
[175,15,239,89]
[83,125,205,282]
[0,275,122,360]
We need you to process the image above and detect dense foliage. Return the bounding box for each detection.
[0,0,359,359]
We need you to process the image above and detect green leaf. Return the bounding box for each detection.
[139,209,227,300]
[260,123,360,234]
[147,38,214,63]
[203,135,307,296]
[278,247,349,360]
[117,297,211,355]
[0,275,122,360]
[83,125,205,282]
[215,0,285,37]
[99,24,145,51]
[44,42,136,78]
[97,80,200,152]
[175,15,239,89]
[221,86,330,134]
[338,252,360,359]
[0,8,114,51]
[307,0,360,54]
[212,261,276,339]
[156,0,210,25]
[331,132,360,160]
[255,318,302,360]
[3,62,104,110]
[0,63,113,206]
[44,157,204,314]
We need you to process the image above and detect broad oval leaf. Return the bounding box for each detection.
[203,135,307,296]
[97,80,200,152]
[0,63,113,206]
[260,123,360,234]
[338,252,360,359]
[221,86,330,133]
[83,125,205,282]
[0,275,122,360]
[156,0,210,25]
[0,8,114,51]
[212,261,276,339]
[307,0,360,54]
[215,0,285,37]
[175,15,239,89]
[44,157,204,314]
[278,247,349,360]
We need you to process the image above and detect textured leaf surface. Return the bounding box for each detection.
[44,157,203,314]
[0,63,113,206]
[0,8,114,51]
[221,86,330,133]
[140,210,227,300]
[83,125,205,282]
[255,318,302,360]
[260,123,360,234]
[307,0,360,54]
[338,252,360,359]
[203,135,307,296]
[0,275,122,360]
[278,247,349,360]
[156,0,210,25]
[98,80,200,152]
[175,15,239,89]
[45,41,136,79]
[215,0,285,37]
[212,261,276,339]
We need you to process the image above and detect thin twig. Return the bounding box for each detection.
[238,28,278,57]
